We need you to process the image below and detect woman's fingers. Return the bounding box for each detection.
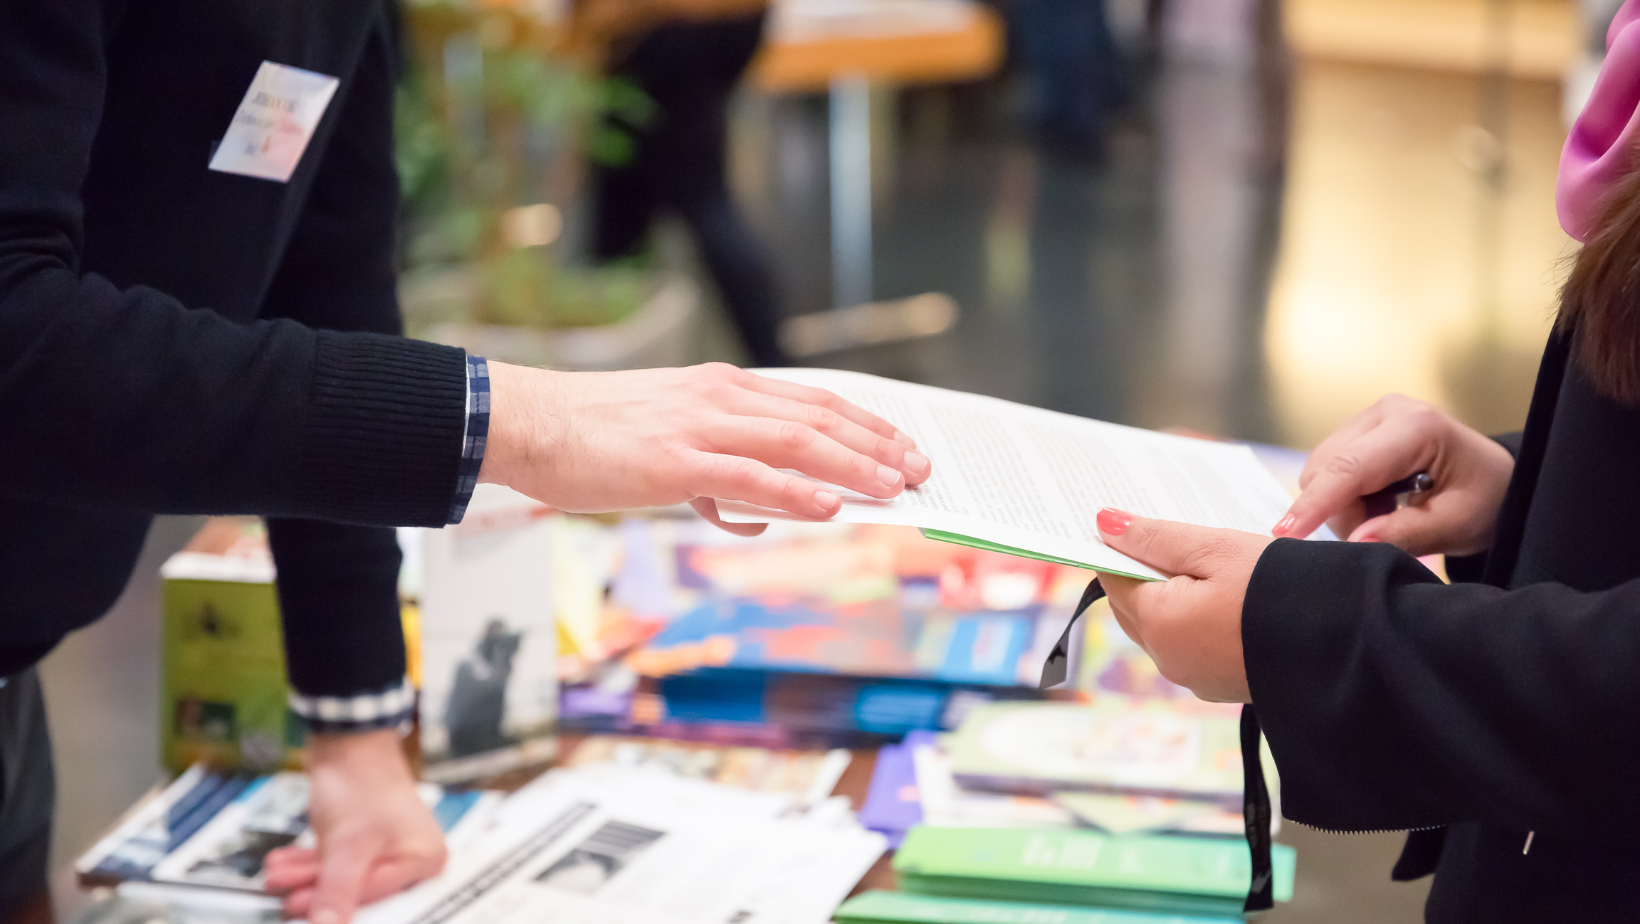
[687,452,843,520]
[1276,420,1432,538]
[1098,575,1151,650]
[1297,403,1384,491]
[733,370,919,449]
[1344,501,1450,556]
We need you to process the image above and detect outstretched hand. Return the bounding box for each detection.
[481,363,931,534]
[1094,508,1269,703]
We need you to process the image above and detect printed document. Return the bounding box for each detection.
[716,369,1296,580]
[353,767,885,924]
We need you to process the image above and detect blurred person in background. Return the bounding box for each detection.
[0,2,929,922]
[1014,0,1130,161]
[1085,3,1640,918]
[565,0,788,366]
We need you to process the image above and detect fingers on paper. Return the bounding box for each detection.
[280,859,439,919]
[1098,513,1232,579]
[307,835,377,924]
[721,390,931,485]
[687,453,842,520]
[698,414,908,499]
[735,369,919,449]
[263,846,321,893]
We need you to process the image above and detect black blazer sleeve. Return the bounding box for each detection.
[261,19,409,700]
[0,0,464,527]
[1244,538,1640,839]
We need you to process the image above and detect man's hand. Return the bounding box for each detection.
[480,363,931,535]
[263,730,445,924]
[1272,394,1514,556]
[1095,508,1268,703]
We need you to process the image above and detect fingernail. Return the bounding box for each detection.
[1353,533,1378,543]
[1273,513,1296,536]
[905,451,930,475]
[816,490,840,512]
[1097,508,1133,536]
[312,911,340,924]
[877,464,902,487]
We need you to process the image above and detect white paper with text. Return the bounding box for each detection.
[714,369,1296,580]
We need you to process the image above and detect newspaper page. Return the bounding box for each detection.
[354,769,885,924]
[715,369,1296,580]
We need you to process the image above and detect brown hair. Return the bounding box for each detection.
[1559,160,1640,404]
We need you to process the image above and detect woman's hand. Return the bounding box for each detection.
[1095,508,1268,703]
[480,363,930,534]
[263,731,446,924]
[1272,394,1514,557]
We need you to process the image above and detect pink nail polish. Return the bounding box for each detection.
[1273,513,1296,536]
[1097,508,1133,536]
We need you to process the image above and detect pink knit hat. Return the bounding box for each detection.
[1559,0,1640,241]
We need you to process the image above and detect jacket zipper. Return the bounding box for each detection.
[1287,819,1446,836]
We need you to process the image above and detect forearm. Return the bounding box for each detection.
[1245,539,1640,836]
[0,265,469,524]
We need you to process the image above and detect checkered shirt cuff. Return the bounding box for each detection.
[289,678,416,734]
[448,355,490,525]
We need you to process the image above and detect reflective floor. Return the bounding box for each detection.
[42,4,1577,921]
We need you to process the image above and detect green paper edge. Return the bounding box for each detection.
[919,529,1161,582]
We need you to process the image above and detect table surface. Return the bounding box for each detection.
[752,5,1003,92]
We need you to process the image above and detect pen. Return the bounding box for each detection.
[1362,471,1434,519]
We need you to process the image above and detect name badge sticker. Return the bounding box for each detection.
[209,61,340,183]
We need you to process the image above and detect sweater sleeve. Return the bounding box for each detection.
[1243,538,1640,839]
[258,16,411,716]
[0,0,463,527]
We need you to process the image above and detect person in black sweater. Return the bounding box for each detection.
[0,2,930,922]
[1090,8,1640,918]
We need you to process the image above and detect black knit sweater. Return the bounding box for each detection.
[0,0,465,694]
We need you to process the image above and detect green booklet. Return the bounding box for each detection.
[834,891,1242,924]
[893,827,1295,917]
[944,701,1245,804]
[918,530,1156,581]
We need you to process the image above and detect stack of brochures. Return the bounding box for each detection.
[559,735,855,807]
[890,827,1293,918]
[834,890,1248,924]
[558,515,1096,745]
[858,697,1263,845]
[848,647,1294,919]
[945,699,1262,835]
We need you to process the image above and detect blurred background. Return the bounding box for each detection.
[45,0,1619,921]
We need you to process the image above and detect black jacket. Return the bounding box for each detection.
[0,0,468,695]
[1245,329,1640,921]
